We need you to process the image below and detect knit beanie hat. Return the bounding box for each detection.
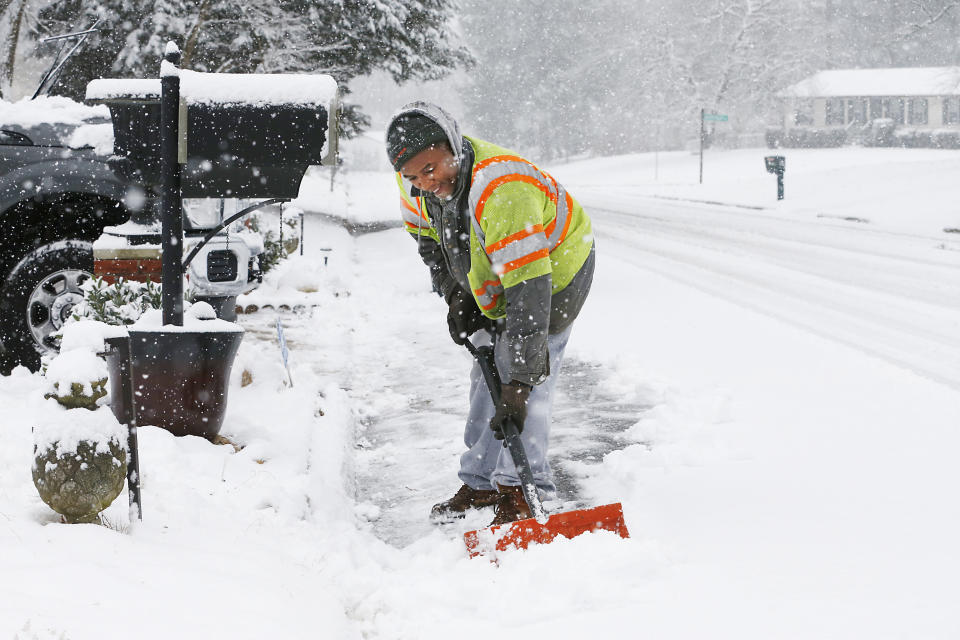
[385,113,449,172]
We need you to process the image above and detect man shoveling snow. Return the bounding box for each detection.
[385,101,596,527]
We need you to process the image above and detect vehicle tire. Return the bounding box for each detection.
[0,240,94,372]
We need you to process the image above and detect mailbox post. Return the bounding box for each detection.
[764,155,785,200]
[160,43,184,326]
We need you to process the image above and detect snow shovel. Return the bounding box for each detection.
[461,339,629,558]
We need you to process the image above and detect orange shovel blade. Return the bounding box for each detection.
[464,502,629,558]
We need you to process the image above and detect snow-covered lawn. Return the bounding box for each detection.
[2,147,958,638]
[552,146,960,236]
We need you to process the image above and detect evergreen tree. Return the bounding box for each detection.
[37,0,473,135]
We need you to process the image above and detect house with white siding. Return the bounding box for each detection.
[777,67,960,131]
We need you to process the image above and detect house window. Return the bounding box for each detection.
[846,98,867,124]
[793,99,814,126]
[944,97,960,125]
[908,98,928,125]
[883,98,905,124]
[869,98,883,120]
[825,98,844,125]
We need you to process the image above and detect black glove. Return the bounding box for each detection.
[490,381,532,440]
[446,286,486,345]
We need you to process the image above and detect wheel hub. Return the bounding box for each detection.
[26,269,91,351]
[50,292,84,328]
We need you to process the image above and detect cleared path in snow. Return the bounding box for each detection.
[581,192,960,390]
[239,220,649,549]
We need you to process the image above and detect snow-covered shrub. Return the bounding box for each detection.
[890,127,959,149]
[864,118,895,147]
[32,408,127,524]
[932,129,960,149]
[71,276,161,326]
[772,127,848,148]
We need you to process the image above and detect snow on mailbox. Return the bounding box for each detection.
[86,71,338,198]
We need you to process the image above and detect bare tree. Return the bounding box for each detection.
[901,0,960,35]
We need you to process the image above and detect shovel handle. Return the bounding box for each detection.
[498,419,548,523]
[464,340,548,523]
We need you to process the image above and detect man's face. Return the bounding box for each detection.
[400,144,459,200]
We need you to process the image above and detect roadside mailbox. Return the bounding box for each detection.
[89,47,341,522]
[86,72,339,198]
[764,155,785,200]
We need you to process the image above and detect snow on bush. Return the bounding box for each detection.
[71,277,161,326]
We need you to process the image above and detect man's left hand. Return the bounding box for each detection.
[446,286,487,345]
[490,381,532,440]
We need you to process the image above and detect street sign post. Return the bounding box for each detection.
[699,110,729,184]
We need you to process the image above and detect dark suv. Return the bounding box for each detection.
[0,97,263,372]
[0,98,130,371]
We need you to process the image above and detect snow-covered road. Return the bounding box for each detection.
[583,192,960,389]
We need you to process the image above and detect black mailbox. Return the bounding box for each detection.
[86,71,338,198]
[764,155,785,174]
[763,155,785,200]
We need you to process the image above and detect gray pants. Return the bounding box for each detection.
[457,325,572,496]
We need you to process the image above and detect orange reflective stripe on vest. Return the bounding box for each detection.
[467,155,572,259]
[473,278,504,311]
[485,224,550,276]
[399,191,430,230]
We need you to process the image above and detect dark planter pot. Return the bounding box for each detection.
[105,329,243,440]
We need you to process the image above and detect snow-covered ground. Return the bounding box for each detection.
[2,147,959,638]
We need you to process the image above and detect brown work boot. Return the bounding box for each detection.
[490,484,534,526]
[430,484,499,522]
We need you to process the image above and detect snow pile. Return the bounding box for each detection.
[237,230,352,309]
[32,407,127,458]
[87,72,338,107]
[58,320,127,354]
[0,333,363,636]
[85,78,158,101]
[43,349,107,400]
[129,307,243,333]
[292,165,401,227]
[180,70,338,107]
[186,300,217,320]
[43,321,125,400]
[67,122,114,154]
[0,96,109,127]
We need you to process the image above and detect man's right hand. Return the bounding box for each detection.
[446,286,486,345]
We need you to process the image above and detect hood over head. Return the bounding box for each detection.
[385,101,463,172]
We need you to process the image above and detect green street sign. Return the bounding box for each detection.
[703,113,728,122]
